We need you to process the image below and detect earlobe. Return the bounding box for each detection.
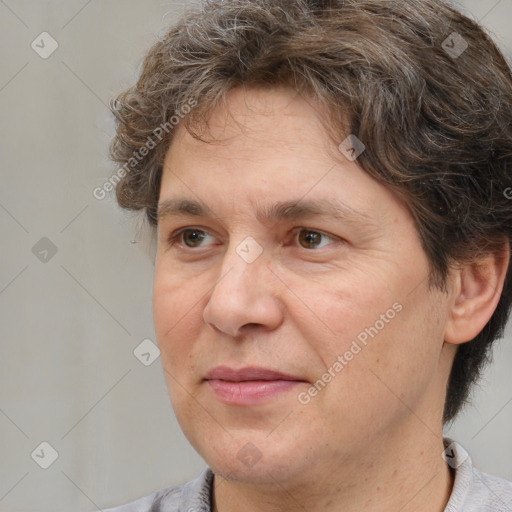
[444,242,510,345]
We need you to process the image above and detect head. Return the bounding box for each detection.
[109,0,512,482]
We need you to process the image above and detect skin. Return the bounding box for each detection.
[152,86,509,512]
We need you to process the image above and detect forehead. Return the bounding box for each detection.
[169,86,336,158]
[158,86,410,229]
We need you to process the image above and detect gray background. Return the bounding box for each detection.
[0,1,511,511]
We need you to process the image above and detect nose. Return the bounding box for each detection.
[202,243,284,338]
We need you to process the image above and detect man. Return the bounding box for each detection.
[104,0,512,510]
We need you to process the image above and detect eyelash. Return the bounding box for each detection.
[166,227,340,251]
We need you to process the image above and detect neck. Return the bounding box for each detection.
[211,420,453,512]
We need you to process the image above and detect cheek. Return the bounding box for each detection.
[294,267,445,419]
[152,265,206,368]
[324,287,447,425]
[153,258,202,326]
[291,270,398,362]
[152,269,206,429]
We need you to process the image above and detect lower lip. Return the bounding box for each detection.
[206,379,301,405]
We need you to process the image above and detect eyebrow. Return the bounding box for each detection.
[156,197,373,226]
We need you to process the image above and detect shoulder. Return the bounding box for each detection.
[444,438,512,512]
[465,468,512,512]
[100,467,214,512]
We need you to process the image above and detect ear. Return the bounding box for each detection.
[444,241,510,345]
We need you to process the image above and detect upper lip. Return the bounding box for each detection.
[205,366,304,382]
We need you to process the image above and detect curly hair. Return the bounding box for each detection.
[108,0,512,423]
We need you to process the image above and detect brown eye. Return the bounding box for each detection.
[180,229,208,248]
[297,229,335,249]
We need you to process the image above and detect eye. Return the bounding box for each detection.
[168,228,216,248]
[166,227,340,251]
[294,228,338,249]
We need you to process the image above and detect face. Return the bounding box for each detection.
[153,87,452,484]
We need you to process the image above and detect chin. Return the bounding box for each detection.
[209,457,299,485]
[193,431,311,485]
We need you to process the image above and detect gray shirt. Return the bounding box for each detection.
[103,439,512,512]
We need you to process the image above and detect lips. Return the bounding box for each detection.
[204,366,306,405]
[205,366,303,382]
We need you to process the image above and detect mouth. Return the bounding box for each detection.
[204,366,306,405]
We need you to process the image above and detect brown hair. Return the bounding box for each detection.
[109,0,512,423]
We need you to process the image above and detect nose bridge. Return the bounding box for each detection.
[213,235,266,302]
[203,236,281,336]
